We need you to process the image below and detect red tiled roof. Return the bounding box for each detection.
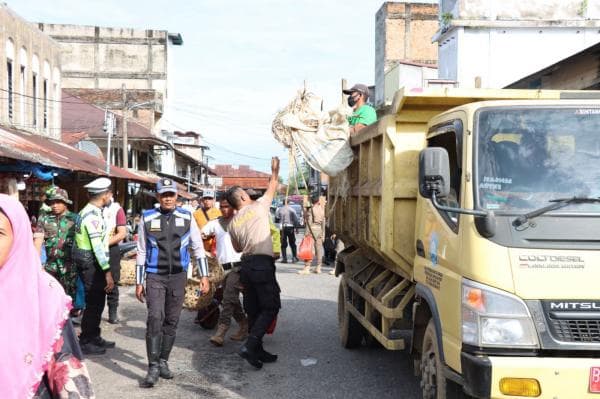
[213,164,270,178]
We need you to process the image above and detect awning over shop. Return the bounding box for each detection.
[0,126,154,184]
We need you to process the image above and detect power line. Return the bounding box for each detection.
[0,87,95,104]
[162,117,287,162]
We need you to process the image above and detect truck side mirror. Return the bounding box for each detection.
[419,147,451,199]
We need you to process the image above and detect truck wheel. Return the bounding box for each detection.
[338,277,363,348]
[420,320,447,399]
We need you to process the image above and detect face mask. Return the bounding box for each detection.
[347,95,357,107]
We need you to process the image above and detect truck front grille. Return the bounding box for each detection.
[549,318,600,343]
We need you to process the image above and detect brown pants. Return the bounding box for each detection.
[218,270,245,327]
[306,226,323,266]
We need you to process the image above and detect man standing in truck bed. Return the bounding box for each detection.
[226,157,281,370]
[343,83,377,135]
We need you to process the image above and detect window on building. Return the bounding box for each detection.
[53,83,58,131]
[20,66,25,125]
[138,151,149,171]
[7,60,13,121]
[32,73,37,127]
[43,79,48,131]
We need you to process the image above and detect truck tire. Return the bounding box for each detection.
[420,319,463,399]
[338,277,363,348]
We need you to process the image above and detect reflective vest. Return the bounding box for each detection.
[143,207,193,275]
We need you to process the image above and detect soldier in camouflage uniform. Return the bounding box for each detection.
[33,187,79,302]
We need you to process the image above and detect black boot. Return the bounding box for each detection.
[238,335,263,369]
[258,340,278,363]
[91,336,115,349]
[159,335,176,379]
[108,305,119,324]
[280,249,287,263]
[140,335,161,388]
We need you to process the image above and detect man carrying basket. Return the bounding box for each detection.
[135,178,210,388]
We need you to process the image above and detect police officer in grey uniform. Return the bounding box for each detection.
[135,178,210,388]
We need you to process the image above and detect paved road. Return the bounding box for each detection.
[85,261,421,399]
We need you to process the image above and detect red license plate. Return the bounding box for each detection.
[590,367,600,393]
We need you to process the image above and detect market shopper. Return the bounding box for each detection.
[202,197,248,347]
[33,187,79,311]
[0,194,94,399]
[73,177,115,356]
[193,189,222,249]
[227,157,281,369]
[193,189,222,324]
[275,202,299,263]
[299,194,326,274]
[135,178,210,388]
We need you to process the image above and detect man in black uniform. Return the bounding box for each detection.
[135,178,210,388]
[227,157,280,369]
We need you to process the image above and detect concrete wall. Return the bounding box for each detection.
[383,62,438,105]
[507,43,600,89]
[38,23,169,99]
[439,26,600,88]
[375,1,438,107]
[437,0,600,88]
[442,0,600,21]
[0,5,62,139]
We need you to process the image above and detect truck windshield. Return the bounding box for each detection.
[476,106,600,214]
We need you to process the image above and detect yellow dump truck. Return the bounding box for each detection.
[329,88,600,399]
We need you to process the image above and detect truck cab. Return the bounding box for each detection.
[331,88,600,398]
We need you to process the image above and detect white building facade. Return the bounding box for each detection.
[436,0,600,88]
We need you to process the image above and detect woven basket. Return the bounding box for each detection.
[182,256,224,311]
[183,277,215,310]
[207,256,224,285]
[119,259,137,286]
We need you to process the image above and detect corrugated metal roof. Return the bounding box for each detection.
[62,91,170,143]
[0,126,155,184]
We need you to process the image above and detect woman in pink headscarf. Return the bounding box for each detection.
[0,194,94,398]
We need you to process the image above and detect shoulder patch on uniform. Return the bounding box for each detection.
[174,209,191,220]
[143,209,161,222]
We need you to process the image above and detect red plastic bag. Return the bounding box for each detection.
[266,315,277,334]
[298,235,314,261]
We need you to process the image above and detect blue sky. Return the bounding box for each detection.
[10,0,383,176]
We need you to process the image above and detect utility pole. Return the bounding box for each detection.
[187,164,191,192]
[104,109,115,174]
[122,84,128,169]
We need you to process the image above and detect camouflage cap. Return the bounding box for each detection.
[47,188,72,205]
[44,185,58,197]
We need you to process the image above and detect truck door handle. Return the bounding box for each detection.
[416,240,425,257]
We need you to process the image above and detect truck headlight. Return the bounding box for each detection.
[462,279,539,348]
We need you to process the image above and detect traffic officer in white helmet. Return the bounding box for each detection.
[74,177,115,355]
